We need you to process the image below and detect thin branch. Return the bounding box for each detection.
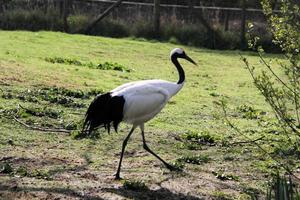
[240,54,300,136]
[228,136,265,146]
[221,102,300,180]
[13,117,71,134]
[292,65,300,126]
[258,53,299,98]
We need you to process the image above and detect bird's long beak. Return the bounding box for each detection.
[185,55,197,66]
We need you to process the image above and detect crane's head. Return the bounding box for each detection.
[170,48,197,65]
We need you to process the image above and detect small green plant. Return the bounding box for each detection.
[0,162,13,174]
[16,166,29,176]
[210,92,220,97]
[212,171,239,181]
[212,190,233,200]
[31,169,52,180]
[171,160,185,170]
[182,131,216,145]
[122,180,148,191]
[20,106,62,119]
[70,130,82,139]
[45,57,131,72]
[180,141,202,150]
[45,57,83,66]
[176,154,210,165]
[223,155,235,161]
[95,62,131,72]
[236,104,266,120]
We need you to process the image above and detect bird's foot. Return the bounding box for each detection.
[165,163,183,172]
[115,174,123,180]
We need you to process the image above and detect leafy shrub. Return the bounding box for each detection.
[217,30,240,50]
[68,14,89,33]
[0,8,63,31]
[132,20,156,39]
[91,19,129,38]
[161,22,209,47]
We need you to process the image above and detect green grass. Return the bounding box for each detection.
[0,30,292,199]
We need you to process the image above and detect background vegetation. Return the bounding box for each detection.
[0,0,280,51]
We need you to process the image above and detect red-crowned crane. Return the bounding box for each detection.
[82,48,197,180]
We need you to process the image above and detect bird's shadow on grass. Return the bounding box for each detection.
[102,186,203,200]
[0,184,104,200]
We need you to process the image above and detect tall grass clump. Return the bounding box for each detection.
[266,174,300,200]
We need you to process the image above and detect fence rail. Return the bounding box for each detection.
[76,0,280,13]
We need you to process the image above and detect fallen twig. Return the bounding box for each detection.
[228,136,265,146]
[13,116,71,134]
[168,132,184,142]
[0,156,13,162]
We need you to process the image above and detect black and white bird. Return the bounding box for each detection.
[82,48,197,179]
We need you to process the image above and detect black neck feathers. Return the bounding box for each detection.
[171,54,185,84]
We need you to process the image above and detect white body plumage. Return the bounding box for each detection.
[111,80,184,125]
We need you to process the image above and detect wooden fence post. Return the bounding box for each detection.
[188,0,194,23]
[224,10,229,31]
[63,0,71,32]
[153,0,160,36]
[240,0,247,50]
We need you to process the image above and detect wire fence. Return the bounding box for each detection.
[79,0,279,12]
[0,0,276,50]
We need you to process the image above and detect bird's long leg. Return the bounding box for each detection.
[140,125,176,171]
[115,125,136,180]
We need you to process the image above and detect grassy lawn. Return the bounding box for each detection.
[0,30,286,199]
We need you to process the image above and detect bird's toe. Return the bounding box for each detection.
[166,163,182,172]
[115,174,123,180]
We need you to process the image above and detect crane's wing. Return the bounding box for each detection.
[111,81,140,93]
[119,84,170,124]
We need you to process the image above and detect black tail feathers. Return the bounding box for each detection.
[82,92,125,136]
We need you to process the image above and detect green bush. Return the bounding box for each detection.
[68,14,89,33]
[217,30,240,50]
[91,19,129,38]
[0,8,63,31]
[131,20,156,39]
